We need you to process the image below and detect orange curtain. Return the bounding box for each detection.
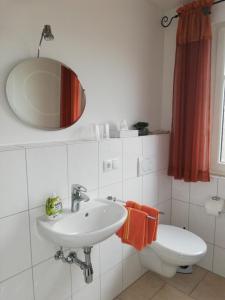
[168,0,213,182]
[60,66,81,128]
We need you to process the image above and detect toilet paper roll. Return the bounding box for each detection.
[205,197,224,216]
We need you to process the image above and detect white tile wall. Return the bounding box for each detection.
[123,137,142,180]
[0,269,34,300]
[171,176,225,275]
[122,253,144,290]
[68,142,99,191]
[99,139,122,187]
[156,199,172,225]
[100,235,123,274]
[0,212,31,281]
[215,213,225,248]
[29,206,59,265]
[213,246,225,277]
[72,278,100,300]
[33,258,71,300]
[143,173,159,206]
[100,264,123,300]
[0,149,28,218]
[172,179,190,202]
[3,134,225,299]
[0,134,172,300]
[171,199,189,229]
[99,182,123,201]
[190,178,217,206]
[189,204,215,244]
[123,177,142,203]
[26,145,68,209]
[198,242,214,271]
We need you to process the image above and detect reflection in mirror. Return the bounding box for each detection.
[6,58,86,130]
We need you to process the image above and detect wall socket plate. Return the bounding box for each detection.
[103,160,113,172]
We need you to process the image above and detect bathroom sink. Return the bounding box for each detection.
[37,199,127,248]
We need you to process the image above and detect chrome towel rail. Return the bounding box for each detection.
[106,196,165,221]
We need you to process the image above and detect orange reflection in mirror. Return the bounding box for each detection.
[60,66,83,128]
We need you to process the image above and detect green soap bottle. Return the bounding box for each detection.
[45,193,63,220]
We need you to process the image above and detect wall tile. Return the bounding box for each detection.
[0,212,31,281]
[215,213,225,248]
[172,179,190,202]
[101,264,123,300]
[27,145,68,209]
[213,246,225,277]
[68,142,99,191]
[30,207,58,265]
[158,171,172,203]
[123,177,142,203]
[122,253,143,290]
[100,235,122,274]
[33,258,71,300]
[99,139,122,187]
[72,278,100,300]
[143,172,171,207]
[122,244,136,260]
[158,134,170,170]
[123,137,142,180]
[156,199,171,225]
[142,135,169,171]
[189,204,215,244]
[142,173,159,206]
[142,135,159,158]
[190,177,217,206]
[197,243,214,271]
[0,269,34,300]
[71,245,100,294]
[218,177,225,199]
[99,182,123,202]
[171,199,189,229]
[0,149,28,218]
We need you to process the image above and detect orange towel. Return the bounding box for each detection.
[116,201,159,251]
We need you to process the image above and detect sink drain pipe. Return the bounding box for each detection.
[55,247,93,284]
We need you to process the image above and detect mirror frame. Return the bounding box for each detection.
[6,57,86,131]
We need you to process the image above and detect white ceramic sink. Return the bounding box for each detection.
[37,199,127,248]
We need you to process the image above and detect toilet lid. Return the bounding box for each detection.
[154,225,207,256]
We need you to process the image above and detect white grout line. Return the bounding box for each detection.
[25,148,36,300]
[0,267,33,285]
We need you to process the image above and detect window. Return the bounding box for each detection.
[212,26,225,175]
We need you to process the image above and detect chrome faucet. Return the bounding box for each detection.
[71,184,90,212]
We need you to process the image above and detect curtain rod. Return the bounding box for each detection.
[161,0,225,28]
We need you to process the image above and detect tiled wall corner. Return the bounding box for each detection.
[171,176,225,275]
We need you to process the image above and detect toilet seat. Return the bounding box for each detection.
[151,225,207,266]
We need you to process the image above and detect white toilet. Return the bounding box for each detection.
[139,224,207,278]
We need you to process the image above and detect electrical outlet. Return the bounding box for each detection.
[103,160,113,172]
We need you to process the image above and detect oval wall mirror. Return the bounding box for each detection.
[6,58,86,130]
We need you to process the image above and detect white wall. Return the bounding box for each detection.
[0,134,171,300]
[161,2,225,130]
[0,0,164,145]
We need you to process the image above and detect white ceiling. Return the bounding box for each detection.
[149,0,190,11]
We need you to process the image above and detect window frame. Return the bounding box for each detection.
[211,26,225,176]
